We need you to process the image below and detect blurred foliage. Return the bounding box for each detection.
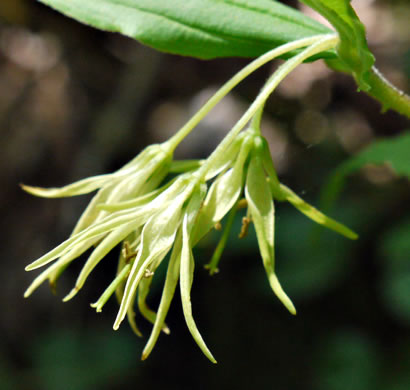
[0,0,409,389]
[321,132,410,211]
[379,218,410,323]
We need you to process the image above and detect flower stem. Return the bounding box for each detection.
[197,34,340,180]
[364,66,410,119]
[165,35,336,152]
[250,104,265,133]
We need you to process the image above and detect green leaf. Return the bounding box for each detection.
[299,0,375,90]
[321,132,410,211]
[379,218,410,324]
[38,0,332,59]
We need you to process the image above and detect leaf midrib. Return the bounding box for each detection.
[106,0,327,48]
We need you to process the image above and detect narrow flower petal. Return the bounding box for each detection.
[126,290,143,337]
[63,221,139,302]
[71,183,118,235]
[180,214,217,363]
[24,238,99,297]
[25,204,156,271]
[169,160,202,173]
[245,153,296,315]
[115,231,141,304]
[193,135,253,243]
[137,277,170,335]
[20,175,113,198]
[279,183,358,240]
[98,179,176,212]
[259,136,285,200]
[113,193,186,330]
[104,154,170,204]
[204,131,245,180]
[114,143,169,177]
[142,231,182,360]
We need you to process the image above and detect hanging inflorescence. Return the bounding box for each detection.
[23,34,357,363]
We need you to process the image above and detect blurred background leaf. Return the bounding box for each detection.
[321,132,410,211]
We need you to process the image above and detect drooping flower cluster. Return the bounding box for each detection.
[24,34,354,362]
[23,126,357,363]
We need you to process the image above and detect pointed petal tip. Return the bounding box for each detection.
[141,352,148,361]
[25,260,46,271]
[62,287,78,302]
[279,294,296,316]
[289,305,297,316]
[25,263,43,271]
[20,184,53,197]
[348,231,359,240]
[20,183,34,193]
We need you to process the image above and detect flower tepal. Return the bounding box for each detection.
[23,141,173,297]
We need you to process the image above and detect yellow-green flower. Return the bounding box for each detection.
[24,126,357,364]
[23,141,173,295]
[24,33,358,363]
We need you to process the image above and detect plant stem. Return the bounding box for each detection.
[364,66,410,119]
[250,104,265,133]
[197,34,339,180]
[165,35,336,152]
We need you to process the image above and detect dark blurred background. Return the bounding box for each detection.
[1,0,409,389]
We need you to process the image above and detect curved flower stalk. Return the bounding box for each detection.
[23,34,358,363]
